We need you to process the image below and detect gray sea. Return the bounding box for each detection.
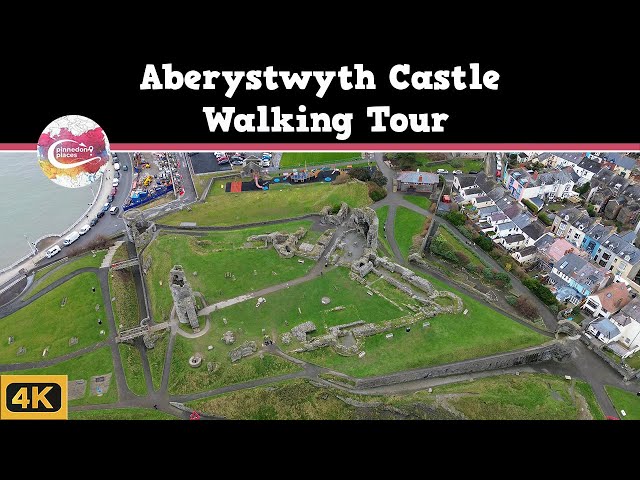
[0,152,94,268]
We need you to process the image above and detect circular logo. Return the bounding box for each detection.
[37,115,110,188]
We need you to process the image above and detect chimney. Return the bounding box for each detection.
[418,175,423,183]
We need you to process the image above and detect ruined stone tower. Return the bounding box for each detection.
[169,265,200,333]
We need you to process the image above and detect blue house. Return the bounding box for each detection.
[581,223,616,259]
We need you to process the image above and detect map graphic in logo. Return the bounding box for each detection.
[37,115,110,188]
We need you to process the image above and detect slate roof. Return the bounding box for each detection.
[577,157,603,174]
[474,172,496,195]
[529,197,544,209]
[516,245,538,257]
[477,205,499,217]
[600,234,640,264]
[496,221,517,231]
[463,187,484,196]
[584,223,615,242]
[591,318,621,339]
[534,233,556,250]
[474,195,492,204]
[488,212,509,223]
[538,152,585,165]
[555,252,608,287]
[522,221,547,241]
[512,212,534,230]
[556,207,585,224]
[602,153,637,170]
[616,297,640,325]
[487,186,508,201]
[455,175,477,189]
[504,234,525,244]
[397,171,439,184]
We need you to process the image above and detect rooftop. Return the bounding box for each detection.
[517,245,538,257]
[577,157,603,174]
[397,171,439,184]
[601,152,637,170]
[538,152,585,165]
[488,212,509,223]
[555,252,608,287]
[455,175,477,189]
[475,195,492,204]
[591,282,631,314]
[584,223,615,242]
[601,234,640,264]
[591,318,621,340]
[477,205,499,217]
[522,221,547,241]
[496,221,517,231]
[546,238,576,262]
[504,234,525,243]
[616,297,640,325]
[463,187,484,196]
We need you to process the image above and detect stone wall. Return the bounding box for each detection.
[169,265,200,333]
[247,228,307,259]
[321,202,350,225]
[347,206,379,251]
[357,341,573,389]
[229,341,257,362]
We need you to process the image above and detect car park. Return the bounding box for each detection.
[109,206,119,215]
[45,245,61,258]
[78,224,91,235]
[90,217,99,226]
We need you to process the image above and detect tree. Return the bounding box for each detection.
[444,211,466,226]
[455,251,470,265]
[370,170,388,187]
[515,296,539,319]
[450,158,463,168]
[348,167,371,182]
[578,181,591,195]
[587,204,596,217]
[474,234,493,251]
[367,182,387,201]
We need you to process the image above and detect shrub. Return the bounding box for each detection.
[444,211,466,226]
[493,272,511,289]
[455,251,470,265]
[457,225,474,240]
[587,204,596,217]
[474,234,493,251]
[370,170,388,187]
[522,277,557,306]
[367,182,387,201]
[522,199,539,213]
[430,236,458,263]
[349,167,372,182]
[538,212,552,226]
[577,181,591,195]
[515,296,539,319]
[330,204,342,214]
[450,158,463,168]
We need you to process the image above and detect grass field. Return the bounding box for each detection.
[403,373,602,420]
[118,344,147,396]
[434,226,485,268]
[28,251,107,299]
[605,386,640,419]
[144,222,315,323]
[414,155,484,173]
[297,271,546,377]
[394,206,427,259]
[375,206,392,255]
[70,407,175,420]
[192,173,217,198]
[168,335,300,394]
[188,379,358,419]
[279,152,362,168]
[624,354,640,370]
[147,332,168,390]
[0,273,108,363]
[109,267,140,330]
[160,180,370,226]
[403,196,432,210]
[10,347,117,406]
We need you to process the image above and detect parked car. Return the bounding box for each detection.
[78,224,91,235]
[214,151,224,158]
[122,164,128,171]
[114,162,120,171]
[231,159,244,166]
[45,245,61,258]
[110,187,117,196]
[261,159,271,167]
[63,231,80,246]
[107,194,114,202]
[109,206,119,215]
[468,171,479,174]
[115,170,120,178]
[90,217,99,226]
[436,169,449,174]
[112,179,119,187]
[453,170,463,174]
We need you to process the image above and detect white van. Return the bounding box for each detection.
[63,231,80,246]
[45,245,61,258]
[114,162,120,171]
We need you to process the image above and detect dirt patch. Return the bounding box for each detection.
[573,392,593,420]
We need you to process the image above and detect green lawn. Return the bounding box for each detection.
[109,267,141,330]
[28,251,107,299]
[406,373,602,420]
[0,273,108,363]
[70,407,176,420]
[168,335,300,395]
[192,173,216,198]
[159,180,370,226]
[394,206,427,259]
[279,152,362,168]
[624,354,640,370]
[414,155,484,173]
[10,347,117,406]
[118,344,147,396]
[144,222,315,324]
[605,386,640,419]
[403,196,432,210]
[434,226,485,268]
[147,332,168,391]
[297,271,546,377]
[375,206,392,256]
[111,243,129,263]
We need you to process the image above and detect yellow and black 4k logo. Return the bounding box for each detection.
[1,375,68,420]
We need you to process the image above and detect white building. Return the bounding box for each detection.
[582,282,631,319]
